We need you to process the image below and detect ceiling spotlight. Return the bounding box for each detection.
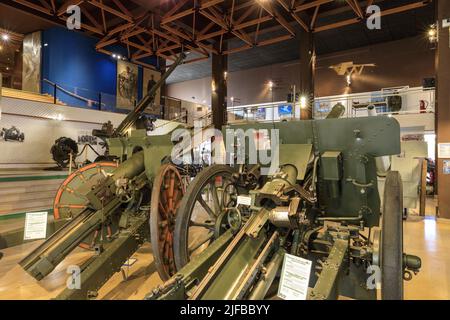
[428,24,438,43]
[112,54,117,58]
[300,96,307,109]
[268,81,274,89]
[1,34,9,41]
[44,43,48,47]
[117,55,122,59]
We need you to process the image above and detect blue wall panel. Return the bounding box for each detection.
[41,27,154,110]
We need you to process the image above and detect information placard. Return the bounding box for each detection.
[278,253,312,300]
[438,143,450,158]
[237,195,252,206]
[444,160,450,175]
[24,211,48,240]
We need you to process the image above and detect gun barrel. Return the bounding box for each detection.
[114,54,185,137]
[20,152,146,280]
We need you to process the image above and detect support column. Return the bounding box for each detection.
[436,1,450,218]
[299,29,315,120]
[158,57,167,119]
[211,42,228,129]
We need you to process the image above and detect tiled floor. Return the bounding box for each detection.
[404,216,450,300]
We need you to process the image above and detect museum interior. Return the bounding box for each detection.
[0,0,448,302]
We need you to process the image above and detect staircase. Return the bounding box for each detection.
[0,172,67,217]
[1,87,65,105]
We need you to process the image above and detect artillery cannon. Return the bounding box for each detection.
[147,116,421,300]
[19,54,192,299]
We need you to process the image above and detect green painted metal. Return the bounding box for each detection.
[19,152,147,280]
[56,216,149,300]
[279,144,312,180]
[309,238,348,300]
[17,55,187,300]
[0,209,52,221]
[54,163,117,220]
[0,175,68,183]
[200,231,267,300]
[0,216,68,250]
[247,248,285,300]
[147,230,235,300]
[224,116,401,228]
[321,151,342,181]
[150,115,412,301]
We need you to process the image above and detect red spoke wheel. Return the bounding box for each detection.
[150,164,186,281]
[53,162,118,249]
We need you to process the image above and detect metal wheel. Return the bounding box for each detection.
[53,162,118,249]
[174,165,237,270]
[381,171,404,300]
[150,164,186,281]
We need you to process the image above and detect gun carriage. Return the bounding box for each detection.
[148,117,421,300]
[18,53,420,300]
[19,54,189,299]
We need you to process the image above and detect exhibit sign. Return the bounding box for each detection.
[444,160,450,175]
[24,211,48,240]
[116,60,138,110]
[278,253,312,300]
[237,195,252,206]
[438,143,450,158]
[143,67,162,115]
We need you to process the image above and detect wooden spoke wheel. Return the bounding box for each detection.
[150,164,186,281]
[53,162,118,249]
[173,165,238,271]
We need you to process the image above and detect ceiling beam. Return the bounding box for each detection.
[295,0,334,13]
[162,0,191,20]
[346,0,364,19]
[314,1,429,32]
[275,0,309,31]
[57,0,85,16]
[89,0,133,22]
[310,5,320,30]
[162,0,225,25]
[13,0,52,15]
[256,0,296,36]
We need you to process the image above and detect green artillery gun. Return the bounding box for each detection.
[147,116,421,300]
[19,54,191,299]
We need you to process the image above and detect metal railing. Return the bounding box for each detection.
[223,86,435,123]
[41,80,188,123]
[314,86,435,119]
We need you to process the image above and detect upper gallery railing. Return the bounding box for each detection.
[225,86,435,123]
